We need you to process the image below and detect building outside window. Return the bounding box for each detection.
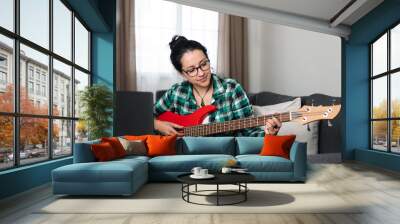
[0,0,91,170]
[370,23,400,154]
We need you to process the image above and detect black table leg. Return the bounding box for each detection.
[245,183,247,201]
[217,184,219,206]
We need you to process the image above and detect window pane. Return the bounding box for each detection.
[391,120,400,153]
[372,121,388,151]
[372,33,387,76]
[20,44,49,115]
[0,35,14,112]
[20,117,49,165]
[391,72,400,118]
[53,59,72,117]
[75,120,88,143]
[372,77,387,119]
[74,69,89,118]
[53,119,72,158]
[20,0,49,49]
[75,18,89,70]
[392,24,400,70]
[0,0,14,31]
[0,116,14,170]
[53,0,72,60]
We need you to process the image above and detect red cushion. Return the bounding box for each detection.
[101,137,127,158]
[260,135,296,159]
[124,135,149,141]
[91,142,118,161]
[146,135,177,157]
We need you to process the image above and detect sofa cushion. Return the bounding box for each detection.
[101,137,127,158]
[73,140,100,163]
[90,142,118,161]
[260,135,296,159]
[53,158,147,183]
[235,137,264,155]
[180,137,235,155]
[149,154,235,172]
[147,135,177,157]
[236,155,293,172]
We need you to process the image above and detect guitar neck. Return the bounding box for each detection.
[183,112,294,136]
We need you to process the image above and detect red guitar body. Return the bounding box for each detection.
[157,105,217,127]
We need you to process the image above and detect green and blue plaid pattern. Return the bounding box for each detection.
[154,74,265,136]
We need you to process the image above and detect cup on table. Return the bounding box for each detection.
[191,167,202,176]
[199,168,208,176]
[221,167,232,174]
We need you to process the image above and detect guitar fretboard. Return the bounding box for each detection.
[183,112,300,136]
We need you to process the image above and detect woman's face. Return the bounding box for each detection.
[180,49,212,88]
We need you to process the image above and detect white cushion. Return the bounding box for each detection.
[252,98,319,155]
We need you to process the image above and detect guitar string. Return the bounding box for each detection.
[184,111,336,136]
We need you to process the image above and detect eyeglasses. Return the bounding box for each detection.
[182,59,210,77]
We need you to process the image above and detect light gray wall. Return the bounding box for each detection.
[247,19,341,97]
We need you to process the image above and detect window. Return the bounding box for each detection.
[0,0,91,170]
[41,73,46,82]
[28,81,34,94]
[35,83,40,95]
[135,0,219,92]
[42,85,46,97]
[0,71,6,84]
[0,55,7,67]
[0,0,14,32]
[28,67,34,80]
[371,23,400,154]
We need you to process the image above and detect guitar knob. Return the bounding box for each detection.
[328,120,333,127]
[331,99,336,106]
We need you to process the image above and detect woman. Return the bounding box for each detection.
[154,35,281,136]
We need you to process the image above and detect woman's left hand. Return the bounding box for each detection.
[264,117,282,135]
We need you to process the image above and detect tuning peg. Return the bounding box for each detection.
[328,120,333,127]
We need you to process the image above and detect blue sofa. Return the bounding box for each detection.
[52,137,307,196]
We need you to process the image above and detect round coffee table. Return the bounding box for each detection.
[177,173,255,206]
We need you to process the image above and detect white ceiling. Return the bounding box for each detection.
[166,0,384,38]
[224,0,353,23]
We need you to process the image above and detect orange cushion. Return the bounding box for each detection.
[91,142,118,161]
[101,137,127,158]
[124,135,149,141]
[146,135,177,157]
[260,135,296,159]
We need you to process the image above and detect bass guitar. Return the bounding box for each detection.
[157,104,341,136]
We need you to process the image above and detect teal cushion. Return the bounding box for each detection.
[53,159,147,183]
[236,137,264,155]
[236,155,293,172]
[180,137,235,155]
[149,154,235,172]
[73,139,101,163]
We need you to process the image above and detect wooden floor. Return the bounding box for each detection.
[1,162,400,224]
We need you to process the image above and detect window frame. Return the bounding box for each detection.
[0,0,92,171]
[370,20,400,154]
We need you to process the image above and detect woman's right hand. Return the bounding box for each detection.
[154,119,184,136]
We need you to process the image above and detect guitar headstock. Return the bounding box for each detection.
[292,105,341,125]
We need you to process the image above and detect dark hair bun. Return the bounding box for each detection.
[169,35,188,50]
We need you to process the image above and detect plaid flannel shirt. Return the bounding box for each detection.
[153,74,265,136]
